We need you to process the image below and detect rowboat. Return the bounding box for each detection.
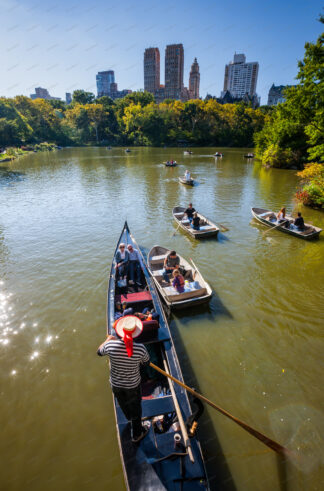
[165,161,177,167]
[184,151,193,155]
[179,176,194,186]
[107,222,209,490]
[172,207,219,239]
[147,245,212,309]
[214,152,223,157]
[125,148,131,153]
[244,153,254,158]
[251,207,322,240]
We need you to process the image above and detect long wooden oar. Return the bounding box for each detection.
[263,220,289,237]
[172,219,182,237]
[216,223,229,232]
[149,362,291,457]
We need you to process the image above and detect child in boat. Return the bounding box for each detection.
[172,269,185,293]
[191,212,200,230]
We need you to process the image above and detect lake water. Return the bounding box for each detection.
[0,147,323,491]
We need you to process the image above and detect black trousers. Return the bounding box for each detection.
[112,384,142,438]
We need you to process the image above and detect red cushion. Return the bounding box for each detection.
[116,291,152,304]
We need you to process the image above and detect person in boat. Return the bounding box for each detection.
[276,207,289,228]
[114,301,134,321]
[191,212,200,230]
[127,244,141,286]
[115,243,129,279]
[162,250,180,284]
[294,212,305,231]
[135,307,159,321]
[184,169,191,181]
[97,317,150,443]
[184,203,196,223]
[172,269,185,293]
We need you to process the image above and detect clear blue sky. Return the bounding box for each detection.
[1,0,323,104]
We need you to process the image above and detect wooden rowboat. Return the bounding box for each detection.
[172,206,219,239]
[251,207,322,240]
[179,176,194,186]
[147,245,212,310]
[165,161,177,167]
[107,222,209,490]
[184,151,193,155]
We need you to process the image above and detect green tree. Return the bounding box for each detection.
[72,90,95,105]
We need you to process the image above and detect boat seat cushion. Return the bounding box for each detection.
[181,219,190,224]
[115,291,152,304]
[150,254,167,265]
[151,269,164,277]
[163,284,207,301]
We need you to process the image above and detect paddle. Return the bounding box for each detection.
[172,218,182,237]
[263,219,290,237]
[216,223,229,232]
[149,362,291,457]
[189,257,199,279]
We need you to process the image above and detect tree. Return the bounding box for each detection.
[72,90,95,105]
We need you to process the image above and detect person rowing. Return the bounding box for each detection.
[294,212,305,231]
[97,316,150,443]
[184,169,191,182]
[184,203,196,223]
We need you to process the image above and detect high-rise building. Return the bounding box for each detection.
[144,48,160,93]
[96,70,115,97]
[222,53,258,98]
[65,92,72,104]
[165,44,184,100]
[30,87,61,100]
[267,84,294,105]
[189,58,200,99]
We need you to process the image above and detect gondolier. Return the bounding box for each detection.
[97,316,150,443]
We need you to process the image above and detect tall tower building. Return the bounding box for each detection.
[189,58,200,99]
[144,48,160,93]
[96,70,115,97]
[165,44,184,100]
[222,53,258,98]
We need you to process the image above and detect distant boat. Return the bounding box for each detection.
[183,150,193,155]
[251,207,322,240]
[244,153,254,158]
[125,148,131,153]
[179,176,194,186]
[164,161,177,167]
[214,152,223,157]
[107,146,112,150]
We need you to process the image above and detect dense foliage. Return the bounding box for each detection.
[254,17,324,169]
[296,163,324,208]
[0,91,266,148]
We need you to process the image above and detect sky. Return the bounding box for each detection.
[1,0,323,104]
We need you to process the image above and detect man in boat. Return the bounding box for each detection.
[162,250,180,284]
[115,243,129,280]
[127,244,142,286]
[184,169,191,181]
[294,212,305,231]
[97,316,150,443]
[184,203,196,223]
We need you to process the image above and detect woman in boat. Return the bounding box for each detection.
[276,207,290,228]
[184,169,191,181]
[97,317,150,443]
[114,301,134,321]
[191,212,200,231]
[115,243,129,280]
[172,269,185,293]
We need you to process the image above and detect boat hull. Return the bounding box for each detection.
[172,207,219,239]
[179,177,194,186]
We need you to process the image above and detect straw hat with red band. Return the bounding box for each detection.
[114,315,143,357]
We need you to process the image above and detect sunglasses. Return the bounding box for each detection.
[120,246,125,249]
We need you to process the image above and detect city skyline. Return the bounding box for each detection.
[1,0,323,104]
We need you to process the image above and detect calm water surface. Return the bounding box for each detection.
[0,147,323,491]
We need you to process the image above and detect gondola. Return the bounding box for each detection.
[147,245,212,310]
[179,176,194,186]
[107,222,209,490]
[251,207,322,240]
[172,207,219,239]
[165,161,177,167]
